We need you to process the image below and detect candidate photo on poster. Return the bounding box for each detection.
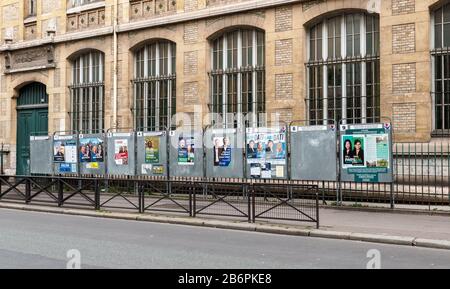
[79,138,104,163]
[145,136,160,163]
[53,141,65,162]
[178,137,195,165]
[342,136,365,168]
[247,139,257,159]
[213,136,232,167]
[114,139,129,165]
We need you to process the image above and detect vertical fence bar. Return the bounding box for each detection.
[58,178,64,207]
[94,179,100,210]
[246,184,251,223]
[25,177,31,204]
[252,184,256,223]
[315,188,320,229]
[138,181,144,214]
[190,181,195,217]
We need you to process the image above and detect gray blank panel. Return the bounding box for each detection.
[106,133,136,176]
[169,131,204,178]
[205,129,244,179]
[79,134,106,175]
[136,131,168,177]
[290,130,338,181]
[30,137,53,175]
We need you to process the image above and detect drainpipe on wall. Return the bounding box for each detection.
[113,0,119,129]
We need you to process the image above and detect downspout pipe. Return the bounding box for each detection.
[113,0,119,128]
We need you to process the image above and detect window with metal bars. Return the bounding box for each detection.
[432,3,450,134]
[133,41,176,131]
[69,51,105,133]
[209,29,265,128]
[306,13,380,125]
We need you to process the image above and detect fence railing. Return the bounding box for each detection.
[0,175,320,228]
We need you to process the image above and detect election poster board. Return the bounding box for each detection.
[53,134,78,174]
[340,123,393,183]
[290,125,338,181]
[79,134,106,174]
[205,128,244,179]
[246,127,287,179]
[30,135,53,175]
[136,131,167,177]
[169,130,204,177]
[106,132,136,176]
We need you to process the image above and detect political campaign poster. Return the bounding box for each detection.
[341,134,390,169]
[246,127,287,179]
[342,135,365,168]
[178,137,195,165]
[114,139,129,165]
[79,138,104,163]
[340,123,392,183]
[145,136,160,163]
[53,139,77,164]
[213,136,232,167]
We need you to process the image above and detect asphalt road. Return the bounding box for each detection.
[0,208,449,269]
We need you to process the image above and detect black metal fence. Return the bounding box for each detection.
[0,175,320,228]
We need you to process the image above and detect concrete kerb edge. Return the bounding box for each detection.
[0,203,449,250]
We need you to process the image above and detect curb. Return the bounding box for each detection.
[0,202,449,251]
[320,204,450,217]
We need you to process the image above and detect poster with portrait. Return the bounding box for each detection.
[212,136,232,167]
[79,138,104,163]
[178,137,195,165]
[53,139,77,164]
[340,123,392,183]
[246,128,287,179]
[114,139,129,165]
[145,136,160,164]
[341,135,366,168]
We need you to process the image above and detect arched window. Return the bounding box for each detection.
[70,51,105,133]
[307,13,380,125]
[133,41,176,131]
[432,3,450,133]
[209,29,265,128]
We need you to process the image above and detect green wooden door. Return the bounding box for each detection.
[16,83,48,175]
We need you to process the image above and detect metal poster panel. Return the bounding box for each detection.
[136,131,168,177]
[169,130,203,177]
[30,135,53,175]
[106,132,136,176]
[205,128,244,179]
[245,127,287,179]
[290,125,338,181]
[79,134,106,175]
[53,134,78,175]
[340,123,393,183]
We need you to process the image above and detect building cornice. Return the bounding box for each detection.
[0,0,304,52]
[118,0,304,33]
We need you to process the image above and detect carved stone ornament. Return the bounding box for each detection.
[4,45,55,73]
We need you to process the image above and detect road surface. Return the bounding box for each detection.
[0,208,449,269]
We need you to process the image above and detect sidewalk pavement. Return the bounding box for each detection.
[0,202,449,250]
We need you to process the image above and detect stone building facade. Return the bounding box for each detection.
[0,0,448,174]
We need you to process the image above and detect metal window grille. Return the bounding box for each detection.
[432,3,450,135]
[133,41,176,131]
[208,29,266,128]
[69,51,105,133]
[306,13,380,125]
